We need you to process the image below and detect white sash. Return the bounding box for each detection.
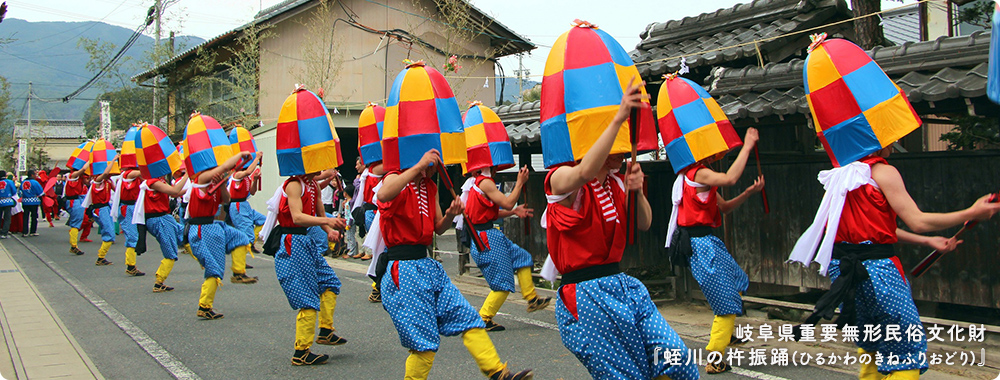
[111,177,135,220]
[364,181,387,278]
[664,174,708,248]
[787,162,876,276]
[259,185,285,243]
[454,171,492,230]
[183,183,208,220]
[132,181,150,225]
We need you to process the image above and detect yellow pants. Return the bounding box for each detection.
[405,350,436,380]
[479,291,509,319]
[463,328,505,377]
[97,241,113,259]
[198,277,220,309]
[706,314,736,353]
[516,267,537,300]
[858,349,919,380]
[230,245,249,275]
[295,309,317,351]
[125,247,137,266]
[69,228,79,247]
[253,225,262,242]
[155,259,175,284]
[319,290,337,330]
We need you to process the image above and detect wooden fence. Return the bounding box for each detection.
[492,150,1000,309]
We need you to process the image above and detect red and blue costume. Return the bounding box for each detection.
[227,176,265,242]
[465,175,533,294]
[545,170,698,380]
[274,177,341,311]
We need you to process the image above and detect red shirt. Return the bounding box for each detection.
[120,170,141,202]
[465,176,499,225]
[144,179,171,214]
[379,175,437,247]
[66,178,86,197]
[90,180,112,204]
[278,177,320,228]
[362,171,382,205]
[544,170,626,274]
[678,165,722,228]
[835,156,898,244]
[229,176,251,200]
[188,186,222,218]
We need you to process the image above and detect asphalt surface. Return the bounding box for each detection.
[2,224,859,380]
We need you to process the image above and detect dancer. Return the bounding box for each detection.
[789,35,1000,380]
[261,86,348,365]
[19,170,43,237]
[368,62,532,380]
[183,113,254,319]
[114,126,145,276]
[459,102,548,332]
[65,165,89,254]
[83,156,118,266]
[226,153,263,282]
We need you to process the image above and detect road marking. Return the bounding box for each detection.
[730,367,791,380]
[495,312,559,331]
[12,237,202,380]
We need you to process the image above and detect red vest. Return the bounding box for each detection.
[465,176,499,225]
[144,179,171,214]
[120,170,141,202]
[90,180,111,204]
[379,175,436,247]
[544,170,626,274]
[229,176,251,200]
[835,156,898,244]
[188,186,221,218]
[362,172,381,205]
[678,165,722,228]
[66,178,86,197]
[278,177,319,228]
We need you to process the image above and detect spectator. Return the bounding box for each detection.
[338,183,357,259]
[0,170,15,238]
[53,173,66,219]
[19,170,42,237]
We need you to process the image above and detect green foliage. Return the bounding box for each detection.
[0,76,14,170]
[940,115,1000,150]
[521,85,541,103]
[957,0,994,29]
[82,87,155,139]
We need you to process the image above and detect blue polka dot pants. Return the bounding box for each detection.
[146,215,182,260]
[830,257,928,374]
[555,273,699,380]
[66,199,84,229]
[469,228,533,292]
[364,209,376,231]
[690,235,748,316]
[274,233,342,310]
[306,226,331,256]
[228,201,259,242]
[188,221,250,279]
[381,257,485,352]
[119,205,138,248]
[92,205,115,242]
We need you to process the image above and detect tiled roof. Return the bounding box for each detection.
[630,0,852,80]
[708,31,992,121]
[882,4,921,45]
[13,120,86,139]
[492,101,541,145]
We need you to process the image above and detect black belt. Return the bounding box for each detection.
[231,197,248,203]
[373,245,429,288]
[121,200,136,205]
[667,226,714,267]
[796,244,896,339]
[92,203,110,209]
[66,195,80,200]
[561,262,622,285]
[262,225,310,256]
[471,222,494,231]
[187,217,215,225]
[145,211,169,219]
[363,203,377,211]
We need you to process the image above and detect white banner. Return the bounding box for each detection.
[17,139,27,172]
[100,100,111,139]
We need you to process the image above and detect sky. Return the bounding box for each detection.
[7,0,919,82]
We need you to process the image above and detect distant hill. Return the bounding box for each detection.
[0,18,205,120]
[496,78,540,105]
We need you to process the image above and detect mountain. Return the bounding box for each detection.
[0,18,205,120]
[496,78,540,105]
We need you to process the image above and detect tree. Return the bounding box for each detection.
[0,76,16,170]
[26,145,49,171]
[187,23,273,127]
[521,84,541,103]
[81,87,155,139]
[940,115,1000,150]
[851,0,887,49]
[292,0,347,99]
[78,37,137,91]
[956,0,994,29]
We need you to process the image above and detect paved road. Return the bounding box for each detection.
[3,225,861,379]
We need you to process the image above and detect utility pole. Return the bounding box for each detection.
[18,82,31,179]
[152,0,161,126]
[512,54,530,103]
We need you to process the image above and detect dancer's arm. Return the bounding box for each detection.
[873,163,1000,233]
